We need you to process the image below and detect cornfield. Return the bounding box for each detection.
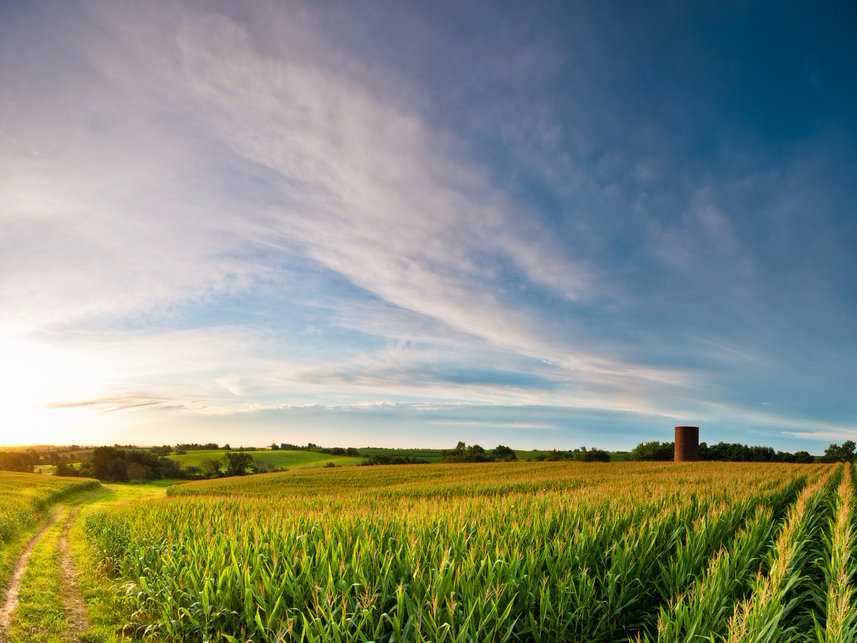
[83,461,851,641]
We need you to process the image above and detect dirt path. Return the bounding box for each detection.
[58,507,88,638]
[0,512,58,638]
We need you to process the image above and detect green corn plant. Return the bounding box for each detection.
[81,461,822,641]
[725,467,839,643]
[649,473,808,642]
[814,463,857,642]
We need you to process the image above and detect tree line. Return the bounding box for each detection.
[627,440,855,463]
[531,446,611,462]
[273,442,360,456]
[439,442,518,463]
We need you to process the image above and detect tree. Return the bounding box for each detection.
[201,458,223,478]
[89,447,128,482]
[0,450,40,472]
[225,452,254,476]
[55,462,78,477]
[630,441,674,461]
[441,442,493,463]
[270,443,280,450]
[491,445,518,461]
[576,447,610,462]
[126,462,152,480]
[824,441,856,462]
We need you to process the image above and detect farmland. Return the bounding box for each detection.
[77,460,849,641]
[167,446,547,474]
[167,448,363,471]
[2,461,854,641]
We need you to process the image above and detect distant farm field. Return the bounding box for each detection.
[167,448,363,470]
[80,460,849,641]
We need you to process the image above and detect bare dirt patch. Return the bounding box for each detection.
[0,513,57,639]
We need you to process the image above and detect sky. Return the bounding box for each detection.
[1,1,856,452]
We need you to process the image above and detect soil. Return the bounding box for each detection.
[0,513,58,638]
[58,507,88,637]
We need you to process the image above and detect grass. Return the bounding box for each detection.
[82,461,824,641]
[6,507,71,642]
[68,482,170,642]
[0,477,166,642]
[357,447,545,462]
[0,472,98,591]
[170,447,565,474]
[168,449,363,471]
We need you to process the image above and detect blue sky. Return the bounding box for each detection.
[1,1,855,452]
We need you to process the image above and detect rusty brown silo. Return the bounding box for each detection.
[674,426,699,462]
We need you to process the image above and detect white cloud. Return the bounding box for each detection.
[8,1,834,448]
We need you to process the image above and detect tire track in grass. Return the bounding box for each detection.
[5,507,72,643]
[0,512,57,640]
[59,507,88,638]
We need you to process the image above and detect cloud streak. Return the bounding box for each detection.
[1,1,855,451]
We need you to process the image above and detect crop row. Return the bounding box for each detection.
[84,462,826,641]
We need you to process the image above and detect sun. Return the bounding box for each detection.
[0,337,101,445]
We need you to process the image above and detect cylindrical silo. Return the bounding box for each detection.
[674,426,699,462]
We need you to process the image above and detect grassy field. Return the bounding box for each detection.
[0,473,98,589]
[78,460,851,641]
[357,447,545,462]
[0,479,165,642]
[169,447,546,472]
[168,448,363,470]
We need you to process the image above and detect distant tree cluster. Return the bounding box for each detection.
[273,443,360,456]
[440,442,518,463]
[319,446,361,456]
[630,440,815,463]
[192,452,265,479]
[0,447,87,473]
[169,442,221,455]
[70,447,186,482]
[360,455,428,466]
[175,443,221,451]
[822,441,856,462]
[629,441,675,461]
[0,450,41,472]
[532,447,611,462]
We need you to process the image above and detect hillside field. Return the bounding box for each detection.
[167,448,363,470]
[3,461,854,641]
[78,460,852,641]
[167,447,547,473]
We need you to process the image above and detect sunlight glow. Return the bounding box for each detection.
[0,338,103,445]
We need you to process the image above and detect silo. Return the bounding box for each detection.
[674,426,699,462]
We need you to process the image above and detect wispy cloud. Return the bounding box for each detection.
[1,1,855,450]
[48,393,172,412]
